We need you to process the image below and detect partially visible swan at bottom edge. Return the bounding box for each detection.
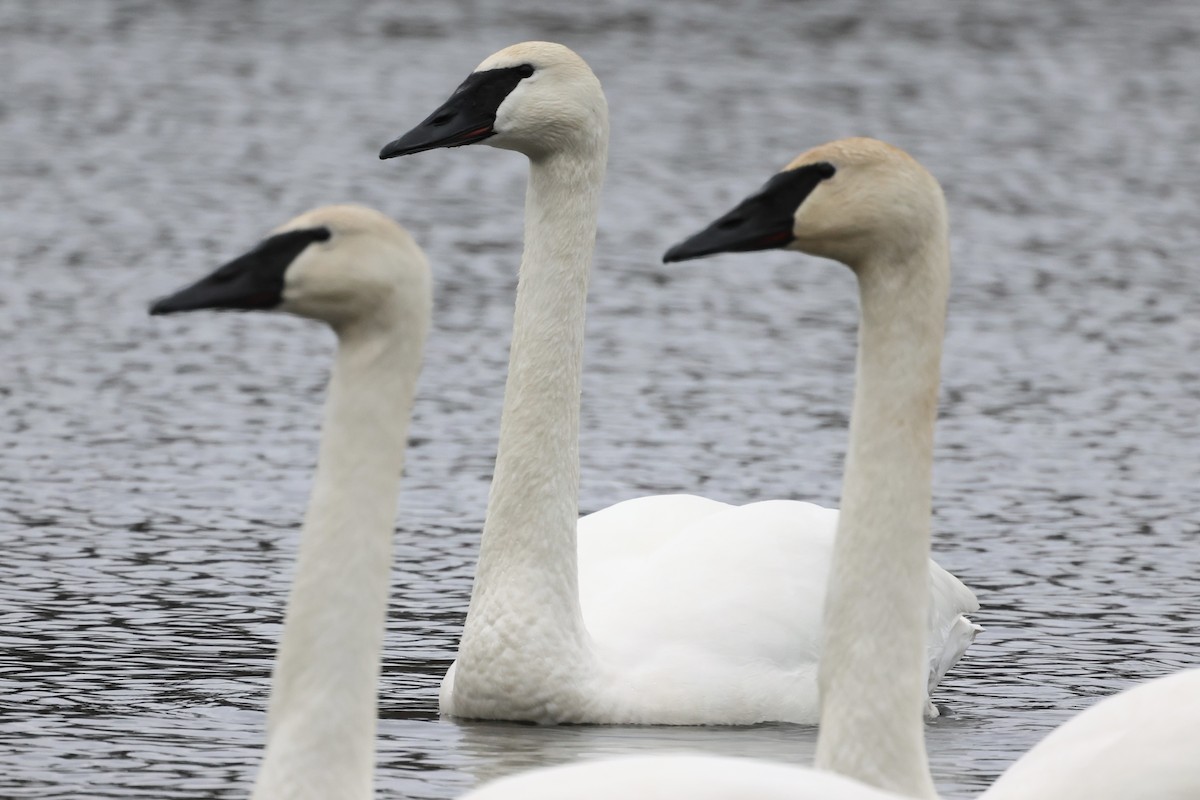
[150,204,431,800]
[379,40,979,726]
[453,672,1200,800]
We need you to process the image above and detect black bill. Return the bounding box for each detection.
[662,162,836,263]
[379,64,534,159]
[149,227,330,315]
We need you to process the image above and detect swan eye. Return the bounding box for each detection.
[516,64,535,78]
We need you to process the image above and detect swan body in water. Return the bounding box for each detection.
[379,42,978,726]
[151,205,431,800]
[454,137,1200,798]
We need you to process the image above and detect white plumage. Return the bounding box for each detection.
[577,496,977,723]
[459,754,900,800]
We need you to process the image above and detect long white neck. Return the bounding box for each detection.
[252,313,424,800]
[456,143,607,693]
[814,234,949,799]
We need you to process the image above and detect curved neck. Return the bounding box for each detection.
[815,238,949,799]
[460,147,606,673]
[253,314,424,800]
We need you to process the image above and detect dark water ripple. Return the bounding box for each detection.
[2,0,1199,797]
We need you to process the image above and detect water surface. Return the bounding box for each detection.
[2,1,1199,797]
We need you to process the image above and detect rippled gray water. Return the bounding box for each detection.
[2,0,1199,797]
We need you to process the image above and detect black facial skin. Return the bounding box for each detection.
[662,162,836,263]
[149,227,332,315]
[379,64,535,159]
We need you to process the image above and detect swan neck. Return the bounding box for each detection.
[815,239,949,799]
[461,148,606,677]
[253,317,424,800]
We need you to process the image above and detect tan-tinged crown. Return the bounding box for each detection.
[784,138,947,269]
[275,204,430,330]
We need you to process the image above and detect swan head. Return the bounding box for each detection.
[149,205,431,332]
[663,138,947,269]
[379,41,607,161]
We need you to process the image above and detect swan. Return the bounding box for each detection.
[377,41,978,726]
[450,139,1200,798]
[150,205,431,800]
